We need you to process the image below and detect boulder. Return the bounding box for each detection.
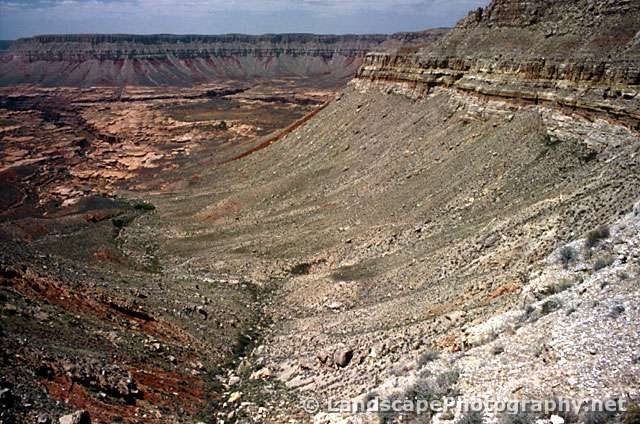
[59,410,90,424]
[334,348,354,368]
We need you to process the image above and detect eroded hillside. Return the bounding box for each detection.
[1,0,640,423]
[0,31,445,87]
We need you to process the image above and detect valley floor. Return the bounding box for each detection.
[1,81,639,423]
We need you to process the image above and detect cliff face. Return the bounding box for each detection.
[354,0,640,127]
[0,32,445,87]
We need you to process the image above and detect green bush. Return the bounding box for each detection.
[134,202,156,212]
[112,215,134,229]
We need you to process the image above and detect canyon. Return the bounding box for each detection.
[0,31,446,87]
[1,1,640,424]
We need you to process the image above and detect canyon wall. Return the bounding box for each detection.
[353,0,640,128]
[0,32,445,87]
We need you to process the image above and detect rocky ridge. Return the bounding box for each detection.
[354,0,640,127]
[0,31,446,87]
[2,0,640,423]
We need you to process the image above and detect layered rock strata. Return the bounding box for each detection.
[353,0,640,128]
[0,32,446,87]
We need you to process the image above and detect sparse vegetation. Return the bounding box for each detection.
[112,215,135,229]
[617,270,629,280]
[559,246,578,269]
[379,369,460,423]
[547,396,579,424]
[531,343,546,358]
[542,278,574,296]
[623,403,640,424]
[289,262,312,275]
[390,362,412,377]
[4,9,640,422]
[499,411,539,424]
[543,134,561,149]
[593,255,614,271]
[608,305,625,319]
[134,202,156,211]
[491,344,505,355]
[580,409,619,424]
[523,304,535,316]
[378,392,403,423]
[417,350,440,367]
[434,369,460,396]
[585,226,611,250]
[331,261,378,281]
[517,304,538,326]
[541,298,562,315]
[517,270,530,285]
[459,410,485,424]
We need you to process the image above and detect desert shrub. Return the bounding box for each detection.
[580,409,619,424]
[609,305,625,319]
[594,255,614,271]
[543,134,561,148]
[547,396,579,423]
[542,278,574,296]
[378,392,402,423]
[559,246,577,269]
[517,304,538,327]
[390,363,412,377]
[541,298,562,315]
[377,368,461,423]
[623,403,640,424]
[378,378,439,423]
[434,369,460,396]
[289,262,312,276]
[517,270,530,285]
[484,329,499,344]
[530,343,546,358]
[112,215,134,229]
[585,226,611,250]
[459,410,485,424]
[417,350,439,368]
[134,202,156,211]
[499,411,539,424]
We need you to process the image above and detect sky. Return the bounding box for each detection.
[0,0,491,40]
